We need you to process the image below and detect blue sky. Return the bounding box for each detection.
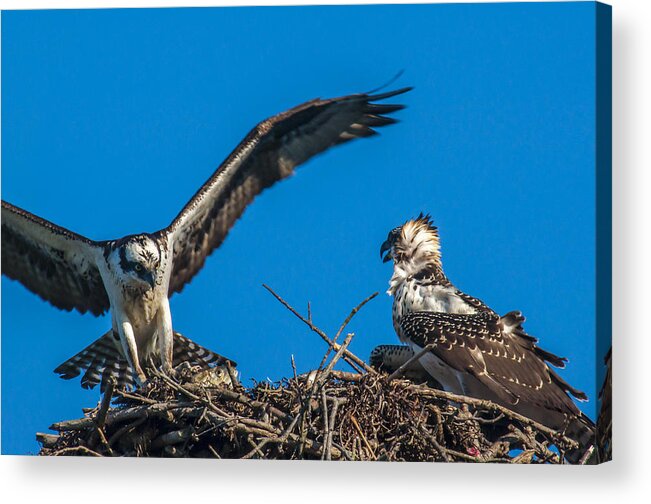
[2,2,599,455]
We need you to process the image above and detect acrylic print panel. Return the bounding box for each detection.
[1,1,611,462]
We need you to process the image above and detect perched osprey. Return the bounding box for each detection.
[379,214,596,463]
[2,86,411,392]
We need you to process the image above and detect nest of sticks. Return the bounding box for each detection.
[37,287,580,462]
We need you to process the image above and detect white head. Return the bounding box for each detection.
[107,234,162,291]
[380,214,446,294]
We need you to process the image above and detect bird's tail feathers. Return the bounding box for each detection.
[502,310,569,369]
[502,311,585,400]
[55,331,236,392]
[548,367,589,402]
[171,332,236,369]
[54,330,134,392]
[534,346,569,369]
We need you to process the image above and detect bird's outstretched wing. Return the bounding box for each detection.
[1,201,109,315]
[159,87,412,295]
[400,310,586,416]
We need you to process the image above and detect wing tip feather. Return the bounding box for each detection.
[367,86,414,101]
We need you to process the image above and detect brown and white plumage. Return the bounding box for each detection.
[54,330,234,393]
[1,202,110,316]
[380,214,596,463]
[2,86,411,390]
[398,310,587,414]
[369,344,442,387]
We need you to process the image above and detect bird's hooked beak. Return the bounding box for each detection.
[143,271,156,289]
[380,240,393,263]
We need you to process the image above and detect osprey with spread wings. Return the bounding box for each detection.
[2,87,411,391]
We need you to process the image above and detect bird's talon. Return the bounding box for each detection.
[162,367,178,380]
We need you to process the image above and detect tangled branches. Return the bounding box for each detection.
[37,287,580,462]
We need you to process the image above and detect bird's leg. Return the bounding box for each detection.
[157,300,176,378]
[118,319,147,386]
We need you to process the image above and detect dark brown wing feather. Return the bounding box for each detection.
[1,201,109,315]
[159,87,412,296]
[400,311,585,416]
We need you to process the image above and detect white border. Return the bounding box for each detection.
[2,0,649,502]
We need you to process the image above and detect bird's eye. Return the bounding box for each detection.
[134,264,143,272]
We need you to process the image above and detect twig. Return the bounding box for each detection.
[35,433,59,449]
[290,355,304,404]
[96,377,116,428]
[95,427,114,456]
[262,284,376,374]
[417,424,450,462]
[579,444,596,465]
[315,333,355,389]
[115,389,158,405]
[333,292,379,341]
[320,390,330,461]
[329,370,363,382]
[225,361,241,390]
[325,397,345,461]
[350,414,376,461]
[208,444,221,458]
[52,446,103,457]
[388,344,435,381]
[315,290,375,375]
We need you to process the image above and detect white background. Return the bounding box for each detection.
[0,0,648,502]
